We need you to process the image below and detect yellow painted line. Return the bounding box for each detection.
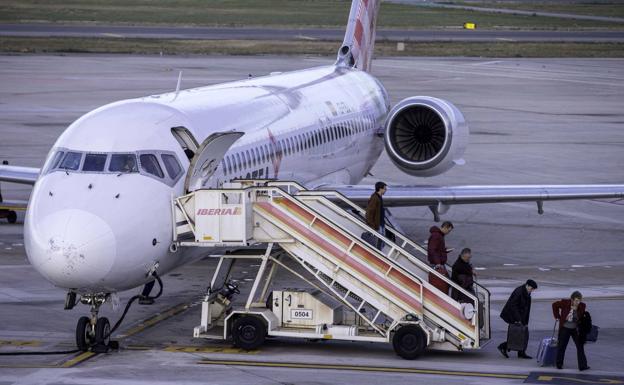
[0,363,58,368]
[60,351,96,368]
[116,302,192,339]
[196,359,528,379]
[538,375,623,384]
[0,206,26,211]
[0,340,41,347]
[164,346,258,354]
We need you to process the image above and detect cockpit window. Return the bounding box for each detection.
[47,150,64,173]
[83,153,107,172]
[59,151,82,170]
[109,154,138,173]
[139,154,164,178]
[161,154,182,179]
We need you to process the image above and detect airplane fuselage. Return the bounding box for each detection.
[24,64,390,293]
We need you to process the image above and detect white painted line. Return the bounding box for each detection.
[503,263,518,266]
[472,60,502,66]
[296,35,318,41]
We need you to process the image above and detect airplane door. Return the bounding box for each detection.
[184,132,244,192]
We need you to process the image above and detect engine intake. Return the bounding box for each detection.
[384,96,468,177]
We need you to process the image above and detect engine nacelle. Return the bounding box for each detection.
[384,96,469,177]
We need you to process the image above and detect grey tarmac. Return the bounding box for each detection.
[0,55,623,384]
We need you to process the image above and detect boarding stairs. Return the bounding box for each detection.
[172,180,490,352]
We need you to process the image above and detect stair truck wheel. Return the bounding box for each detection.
[232,315,266,350]
[75,316,92,351]
[392,324,427,360]
[95,317,111,346]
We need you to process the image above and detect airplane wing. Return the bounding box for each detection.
[329,184,624,221]
[0,165,40,185]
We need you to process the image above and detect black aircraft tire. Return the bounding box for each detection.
[232,316,266,350]
[392,325,427,360]
[7,211,17,223]
[76,316,91,351]
[95,317,111,346]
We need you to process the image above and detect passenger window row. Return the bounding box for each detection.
[221,115,375,176]
[45,149,183,184]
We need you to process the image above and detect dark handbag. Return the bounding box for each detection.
[585,325,599,342]
[361,231,376,247]
[579,311,598,343]
[507,323,529,352]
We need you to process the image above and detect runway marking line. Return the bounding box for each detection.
[0,340,41,347]
[115,302,193,339]
[0,351,94,369]
[196,359,527,379]
[60,351,97,368]
[164,345,258,354]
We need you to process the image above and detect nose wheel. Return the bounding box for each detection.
[75,294,112,352]
[95,317,111,346]
[75,316,94,351]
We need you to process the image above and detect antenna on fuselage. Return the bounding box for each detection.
[175,71,183,95]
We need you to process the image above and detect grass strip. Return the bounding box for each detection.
[449,1,624,19]
[1,0,623,30]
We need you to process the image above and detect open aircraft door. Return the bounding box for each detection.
[184,132,244,192]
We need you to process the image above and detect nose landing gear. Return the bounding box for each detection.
[75,293,112,353]
[71,272,163,352]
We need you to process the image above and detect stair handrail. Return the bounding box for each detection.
[257,185,482,341]
[264,181,482,306]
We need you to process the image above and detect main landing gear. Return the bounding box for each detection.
[73,293,115,353]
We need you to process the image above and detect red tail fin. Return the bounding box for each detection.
[337,0,381,72]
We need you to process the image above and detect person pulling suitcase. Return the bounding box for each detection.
[497,279,538,359]
[552,291,590,371]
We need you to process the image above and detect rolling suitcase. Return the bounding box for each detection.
[536,322,558,367]
[506,323,529,352]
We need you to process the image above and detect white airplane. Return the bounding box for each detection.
[0,0,623,351]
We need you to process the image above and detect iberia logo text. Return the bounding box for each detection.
[196,207,242,216]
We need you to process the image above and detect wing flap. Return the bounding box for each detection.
[330,184,624,207]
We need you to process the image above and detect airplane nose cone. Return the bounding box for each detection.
[25,209,116,289]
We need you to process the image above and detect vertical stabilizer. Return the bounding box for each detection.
[336,0,381,72]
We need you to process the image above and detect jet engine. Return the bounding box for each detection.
[384,96,469,177]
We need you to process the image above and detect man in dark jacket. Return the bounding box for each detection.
[497,279,538,359]
[451,248,475,303]
[427,221,453,294]
[365,181,386,250]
